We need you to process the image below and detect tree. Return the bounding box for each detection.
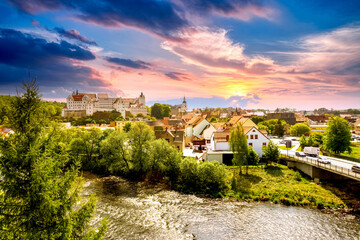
[229,124,248,174]
[128,122,154,174]
[0,79,107,239]
[209,116,217,122]
[290,123,310,137]
[162,104,171,118]
[151,103,163,119]
[323,117,352,154]
[100,130,131,174]
[251,116,265,125]
[273,119,286,137]
[247,146,260,165]
[123,122,132,132]
[262,141,280,165]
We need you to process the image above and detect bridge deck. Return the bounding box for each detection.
[280,154,360,181]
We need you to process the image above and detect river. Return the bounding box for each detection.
[82,173,360,240]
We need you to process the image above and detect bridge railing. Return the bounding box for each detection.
[280,154,360,180]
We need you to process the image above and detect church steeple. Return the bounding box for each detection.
[183,96,186,103]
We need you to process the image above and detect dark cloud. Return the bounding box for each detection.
[8,0,189,41]
[0,28,95,68]
[165,72,190,81]
[53,27,97,45]
[0,28,109,97]
[105,57,151,69]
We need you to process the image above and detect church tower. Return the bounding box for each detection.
[139,92,145,105]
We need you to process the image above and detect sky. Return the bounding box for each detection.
[0,0,359,110]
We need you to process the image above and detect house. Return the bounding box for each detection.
[185,116,210,138]
[203,122,226,149]
[0,128,14,137]
[154,130,185,152]
[208,126,270,164]
[354,119,360,135]
[226,116,257,129]
[309,125,327,134]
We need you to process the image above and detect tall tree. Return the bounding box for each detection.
[229,124,248,174]
[290,123,310,137]
[0,79,107,239]
[151,103,163,119]
[262,141,280,166]
[323,117,352,154]
[128,122,154,174]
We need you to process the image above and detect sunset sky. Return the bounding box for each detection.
[0,0,359,110]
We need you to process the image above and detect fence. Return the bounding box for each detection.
[280,154,360,181]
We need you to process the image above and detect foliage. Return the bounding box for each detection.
[262,141,280,164]
[251,116,265,125]
[300,133,323,149]
[209,116,217,122]
[258,119,287,136]
[229,124,248,174]
[123,122,132,132]
[290,123,310,136]
[247,146,260,165]
[151,103,171,119]
[323,117,352,154]
[0,79,107,239]
[128,122,155,174]
[177,158,229,195]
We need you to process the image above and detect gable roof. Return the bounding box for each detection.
[187,116,204,126]
[71,93,96,101]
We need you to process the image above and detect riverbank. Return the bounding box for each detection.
[223,165,346,209]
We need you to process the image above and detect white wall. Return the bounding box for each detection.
[215,142,230,151]
[193,119,210,138]
[247,128,269,157]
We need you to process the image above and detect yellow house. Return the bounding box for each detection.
[309,125,327,134]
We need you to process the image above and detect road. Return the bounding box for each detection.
[271,138,360,171]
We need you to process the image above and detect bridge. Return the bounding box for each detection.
[280,154,360,182]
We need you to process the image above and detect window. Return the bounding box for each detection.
[250,135,254,139]
[249,143,253,146]
[207,139,211,143]
[263,142,266,146]
[252,130,256,132]
[165,139,170,143]
[255,135,258,139]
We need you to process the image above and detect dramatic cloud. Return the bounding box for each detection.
[0,28,95,67]
[0,28,109,95]
[294,24,360,75]
[161,27,276,74]
[53,27,97,45]
[105,57,151,69]
[174,0,274,21]
[8,0,189,41]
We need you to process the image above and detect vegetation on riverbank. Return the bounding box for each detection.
[342,142,360,159]
[225,165,345,209]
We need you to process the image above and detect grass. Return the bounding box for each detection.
[224,164,345,209]
[278,145,294,150]
[341,143,360,159]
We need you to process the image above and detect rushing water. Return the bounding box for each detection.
[82,173,360,240]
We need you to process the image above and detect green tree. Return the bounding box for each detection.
[162,104,171,118]
[151,103,163,119]
[229,124,249,174]
[128,122,154,174]
[273,120,286,137]
[0,79,107,239]
[100,130,131,174]
[290,123,310,137]
[247,146,260,165]
[123,122,132,132]
[251,116,265,125]
[209,116,217,122]
[323,117,352,154]
[262,141,280,165]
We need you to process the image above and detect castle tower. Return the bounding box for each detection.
[139,92,145,105]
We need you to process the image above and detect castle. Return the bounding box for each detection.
[62,90,147,118]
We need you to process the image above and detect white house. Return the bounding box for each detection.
[209,126,270,158]
[185,116,210,138]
